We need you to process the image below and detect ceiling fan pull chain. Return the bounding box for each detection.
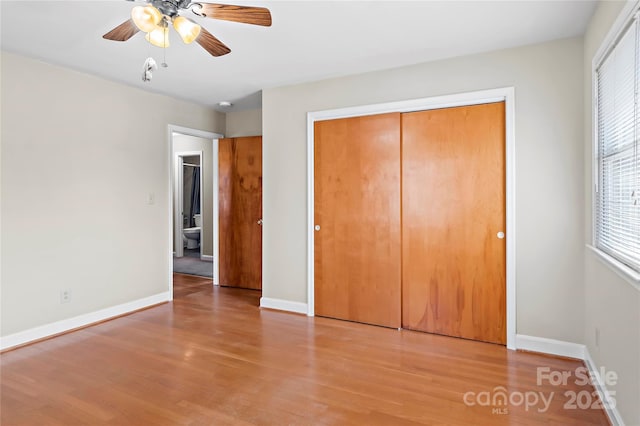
[162,19,168,68]
[162,44,168,68]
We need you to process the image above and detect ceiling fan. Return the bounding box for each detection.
[103,0,272,57]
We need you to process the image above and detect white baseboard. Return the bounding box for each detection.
[516,334,624,425]
[584,348,625,426]
[515,334,586,359]
[0,292,170,351]
[260,297,308,315]
[201,255,213,262]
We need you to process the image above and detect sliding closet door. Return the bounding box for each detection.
[219,136,262,290]
[314,113,401,328]
[402,102,506,344]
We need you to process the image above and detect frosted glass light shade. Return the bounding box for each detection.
[145,26,170,47]
[131,5,162,33]
[173,16,201,44]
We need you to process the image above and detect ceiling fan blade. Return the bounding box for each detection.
[196,3,272,26]
[103,19,140,41]
[196,28,231,57]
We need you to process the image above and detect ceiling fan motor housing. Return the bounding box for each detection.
[150,0,188,17]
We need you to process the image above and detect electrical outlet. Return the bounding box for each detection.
[595,327,600,348]
[60,289,71,304]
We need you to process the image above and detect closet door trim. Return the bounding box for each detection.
[305,87,516,350]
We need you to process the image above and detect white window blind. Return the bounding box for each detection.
[595,13,640,273]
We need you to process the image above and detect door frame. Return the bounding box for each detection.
[174,151,203,259]
[306,87,516,349]
[167,125,224,300]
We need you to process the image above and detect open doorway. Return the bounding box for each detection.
[174,151,208,275]
[169,126,222,289]
[168,125,264,300]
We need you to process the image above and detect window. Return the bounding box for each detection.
[595,10,640,274]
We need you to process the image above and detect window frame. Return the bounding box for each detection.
[591,1,640,288]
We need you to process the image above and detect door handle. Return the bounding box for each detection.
[497,231,505,239]
[257,219,263,226]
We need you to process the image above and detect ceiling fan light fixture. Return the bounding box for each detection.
[104,2,273,58]
[131,5,163,33]
[145,26,170,47]
[173,16,201,44]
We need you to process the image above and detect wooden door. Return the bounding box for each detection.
[219,136,262,290]
[402,102,506,344]
[314,113,401,328]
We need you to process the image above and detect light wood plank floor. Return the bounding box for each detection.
[1,274,609,425]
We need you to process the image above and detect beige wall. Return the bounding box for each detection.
[263,36,586,343]
[0,51,225,336]
[583,1,640,424]
[172,134,214,256]
[225,108,262,137]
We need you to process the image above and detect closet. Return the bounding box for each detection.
[314,102,506,345]
[314,113,402,328]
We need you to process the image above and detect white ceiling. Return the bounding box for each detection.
[1,0,597,111]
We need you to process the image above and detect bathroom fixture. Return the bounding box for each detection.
[183,213,202,249]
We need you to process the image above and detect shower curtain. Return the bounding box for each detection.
[189,166,201,227]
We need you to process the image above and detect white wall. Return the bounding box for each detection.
[0,51,225,337]
[225,108,262,137]
[583,1,640,424]
[263,36,585,343]
[173,134,214,256]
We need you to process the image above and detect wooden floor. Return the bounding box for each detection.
[1,274,609,425]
